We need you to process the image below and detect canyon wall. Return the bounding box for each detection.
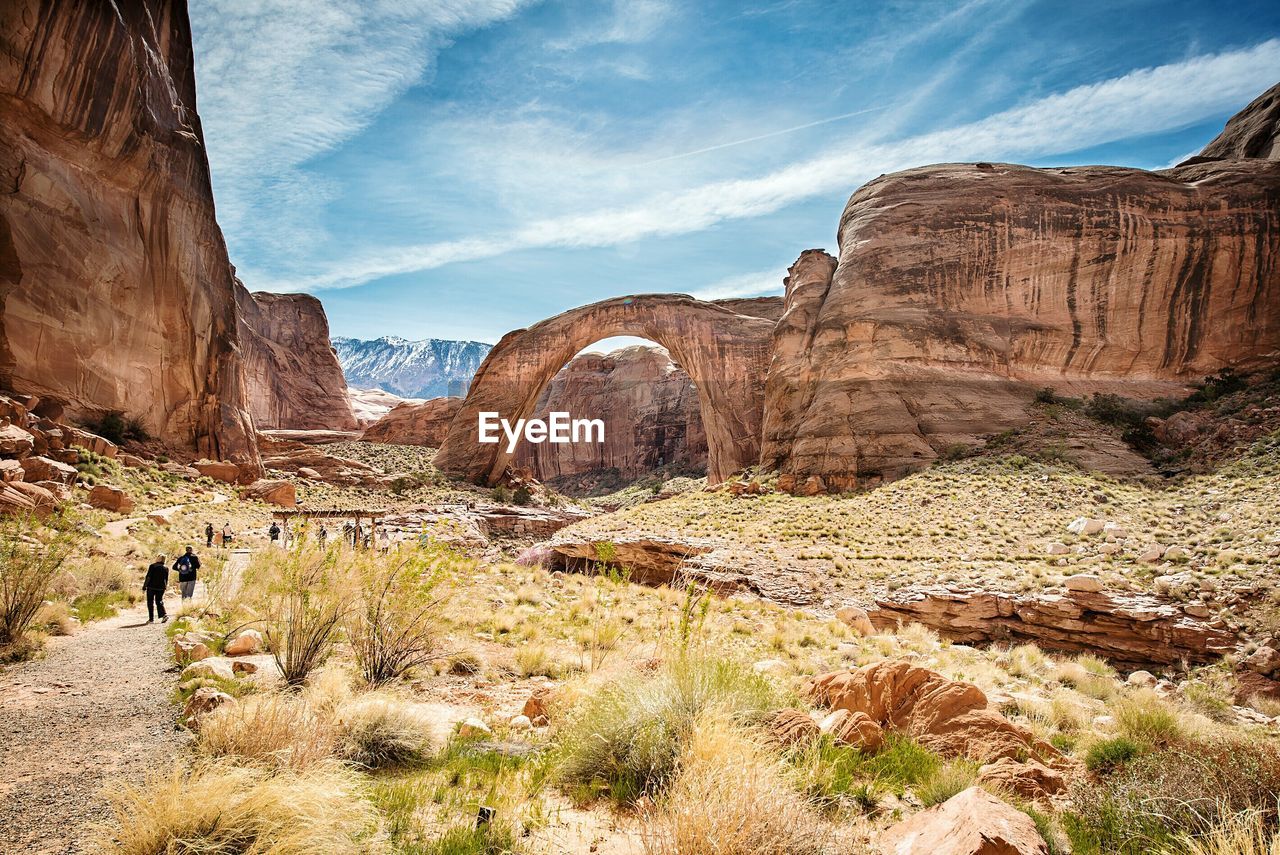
[361,396,462,447]
[0,0,260,473]
[762,152,1280,490]
[511,346,707,489]
[236,285,357,431]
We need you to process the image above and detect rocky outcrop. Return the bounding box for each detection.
[236,285,356,431]
[361,397,462,447]
[512,346,707,489]
[866,585,1239,667]
[437,295,775,485]
[878,786,1050,855]
[762,154,1280,489]
[0,0,261,476]
[1196,82,1280,161]
[348,387,410,428]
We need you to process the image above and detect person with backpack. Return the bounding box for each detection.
[268,521,281,545]
[143,554,169,624]
[204,522,214,548]
[173,546,201,601]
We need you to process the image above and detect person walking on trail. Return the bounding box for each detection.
[221,522,234,546]
[204,522,214,548]
[143,554,169,624]
[174,546,200,601]
[318,525,328,548]
[268,521,281,545]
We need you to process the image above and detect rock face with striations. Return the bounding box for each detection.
[236,284,357,431]
[0,0,261,476]
[512,345,707,490]
[361,396,463,447]
[762,122,1280,490]
[1195,81,1280,162]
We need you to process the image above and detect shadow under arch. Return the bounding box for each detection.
[435,294,777,486]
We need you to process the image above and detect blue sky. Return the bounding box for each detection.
[190,1,1280,345]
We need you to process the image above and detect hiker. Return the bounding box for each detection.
[204,522,214,548]
[221,522,234,546]
[268,521,281,544]
[143,554,169,624]
[318,525,328,548]
[173,546,200,601]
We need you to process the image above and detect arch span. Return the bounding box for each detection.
[435,294,777,486]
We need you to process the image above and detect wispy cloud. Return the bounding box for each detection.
[546,0,670,51]
[271,38,1280,292]
[689,270,786,301]
[189,0,531,261]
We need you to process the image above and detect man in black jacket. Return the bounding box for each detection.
[174,546,201,602]
[143,554,169,624]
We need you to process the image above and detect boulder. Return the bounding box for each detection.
[0,482,57,518]
[1045,542,1070,556]
[807,662,1059,764]
[878,786,1050,854]
[819,708,884,753]
[1137,545,1166,563]
[508,714,533,731]
[183,686,234,729]
[181,658,235,682]
[1067,518,1106,536]
[1064,573,1104,593]
[458,717,492,738]
[1163,546,1190,560]
[119,454,148,468]
[194,461,243,485]
[231,660,259,675]
[975,757,1068,800]
[224,629,263,657]
[237,479,296,508]
[34,481,71,501]
[173,637,212,663]
[836,605,876,636]
[147,509,176,526]
[0,424,35,458]
[88,485,135,514]
[1126,670,1157,688]
[19,456,77,485]
[752,658,789,677]
[522,686,552,726]
[770,709,820,747]
[1244,646,1280,677]
[0,459,24,482]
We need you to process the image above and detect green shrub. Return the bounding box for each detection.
[1084,736,1142,774]
[85,411,149,445]
[555,655,783,805]
[1114,691,1184,748]
[0,515,76,645]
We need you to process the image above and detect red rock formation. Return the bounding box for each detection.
[1195,82,1280,161]
[361,397,462,447]
[0,0,261,477]
[511,346,707,489]
[762,156,1280,488]
[236,284,357,431]
[437,295,775,485]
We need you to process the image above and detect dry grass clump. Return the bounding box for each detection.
[1113,689,1185,748]
[642,714,830,855]
[197,693,335,771]
[556,655,784,805]
[333,694,439,769]
[347,547,451,686]
[0,514,75,645]
[96,761,380,854]
[1164,810,1280,855]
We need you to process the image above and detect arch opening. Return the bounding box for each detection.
[435,294,777,486]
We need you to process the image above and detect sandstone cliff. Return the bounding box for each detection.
[361,396,463,447]
[512,345,707,490]
[236,284,357,431]
[0,0,261,475]
[762,152,1280,490]
[1196,81,1280,161]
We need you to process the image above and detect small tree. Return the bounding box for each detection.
[0,514,76,645]
[253,544,349,686]
[348,545,452,686]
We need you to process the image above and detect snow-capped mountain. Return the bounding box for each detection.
[333,336,492,399]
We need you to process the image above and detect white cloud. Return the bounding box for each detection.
[189,0,531,258]
[546,0,670,51]
[259,38,1280,292]
[689,270,786,301]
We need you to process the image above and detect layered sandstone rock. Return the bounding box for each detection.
[361,397,462,447]
[866,585,1238,667]
[236,285,356,431]
[437,295,775,485]
[512,346,707,489]
[0,0,261,476]
[762,154,1280,488]
[348,387,411,428]
[1196,82,1280,161]
[878,786,1050,855]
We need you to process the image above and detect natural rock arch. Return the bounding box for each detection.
[435,294,777,485]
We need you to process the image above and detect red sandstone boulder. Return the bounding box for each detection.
[19,456,77,486]
[976,757,1068,800]
[0,482,57,518]
[0,459,24,482]
[194,461,243,485]
[878,786,1049,854]
[770,709,820,747]
[238,479,296,508]
[0,424,35,458]
[88,484,135,514]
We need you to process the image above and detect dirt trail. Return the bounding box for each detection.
[0,602,186,853]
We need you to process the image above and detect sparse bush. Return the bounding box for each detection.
[917,758,979,806]
[96,761,380,854]
[1114,690,1184,748]
[512,484,532,506]
[197,693,334,770]
[491,484,511,504]
[250,544,350,686]
[642,714,829,855]
[334,694,438,769]
[348,547,450,686]
[1065,737,1280,854]
[0,515,76,646]
[555,655,783,805]
[1084,736,1142,774]
[84,411,149,445]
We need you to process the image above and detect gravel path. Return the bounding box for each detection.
[0,601,187,853]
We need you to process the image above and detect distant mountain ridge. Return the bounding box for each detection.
[333,336,492,398]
